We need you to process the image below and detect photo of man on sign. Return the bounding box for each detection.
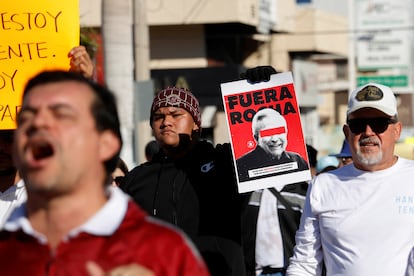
[220,72,311,193]
[236,108,308,182]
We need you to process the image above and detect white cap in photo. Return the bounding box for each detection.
[347,83,397,117]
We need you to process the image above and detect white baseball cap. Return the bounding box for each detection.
[347,83,397,117]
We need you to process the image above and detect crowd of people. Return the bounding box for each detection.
[1,44,414,276]
[0,69,209,275]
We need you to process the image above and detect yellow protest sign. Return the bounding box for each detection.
[0,0,80,129]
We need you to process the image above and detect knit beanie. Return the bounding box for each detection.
[150,87,201,128]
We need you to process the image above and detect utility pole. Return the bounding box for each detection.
[102,0,135,167]
[133,0,154,164]
[348,0,356,94]
[134,0,150,81]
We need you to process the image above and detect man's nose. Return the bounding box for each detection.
[270,135,281,142]
[32,109,53,127]
[161,115,173,126]
[26,109,53,135]
[362,124,376,136]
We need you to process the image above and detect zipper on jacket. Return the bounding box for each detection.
[152,157,165,216]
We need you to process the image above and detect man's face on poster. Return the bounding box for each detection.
[253,109,287,157]
[257,117,287,156]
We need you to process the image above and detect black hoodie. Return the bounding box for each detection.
[120,140,246,276]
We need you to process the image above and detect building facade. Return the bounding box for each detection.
[80,0,413,163]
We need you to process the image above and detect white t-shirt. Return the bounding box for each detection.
[406,248,414,276]
[287,157,414,276]
[255,189,284,269]
[0,180,27,227]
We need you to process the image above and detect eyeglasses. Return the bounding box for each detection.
[347,117,397,134]
[113,176,125,186]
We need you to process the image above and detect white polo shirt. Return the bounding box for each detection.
[0,180,27,227]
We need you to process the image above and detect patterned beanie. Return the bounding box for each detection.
[150,87,201,127]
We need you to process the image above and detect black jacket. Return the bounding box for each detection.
[120,140,245,276]
[241,182,308,276]
[237,146,309,182]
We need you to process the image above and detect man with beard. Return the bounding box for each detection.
[287,83,414,276]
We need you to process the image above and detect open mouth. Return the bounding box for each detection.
[29,140,54,160]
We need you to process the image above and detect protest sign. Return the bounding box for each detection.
[0,1,80,129]
[221,72,311,193]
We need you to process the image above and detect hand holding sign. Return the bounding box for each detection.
[68,46,94,79]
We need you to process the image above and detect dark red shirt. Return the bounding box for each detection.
[0,194,209,276]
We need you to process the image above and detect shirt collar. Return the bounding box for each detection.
[3,186,129,242]
[0,179,25,196]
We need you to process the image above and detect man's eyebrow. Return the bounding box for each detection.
[49,103,77,111]
[20,103,77,113]
[19,105,36,113]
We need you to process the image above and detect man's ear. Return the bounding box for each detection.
[343,124,350,139]
[99,130,121,162]
[393,121,402,142]
[193,122,199,132]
